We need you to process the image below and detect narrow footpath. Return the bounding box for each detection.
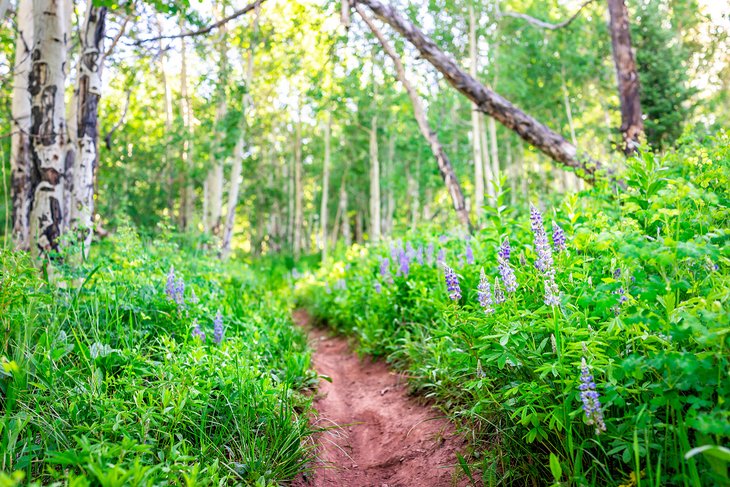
[293,310,469,487]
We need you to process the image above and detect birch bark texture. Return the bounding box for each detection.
[10,0,33,250]
[357,5,473,231]
[607,0,643,155]
[355,0,609,182]
[28,0,69,260]
[70,4,106,258]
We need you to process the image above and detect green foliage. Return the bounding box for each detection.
[0,229,315,484]
[296,132,730,485]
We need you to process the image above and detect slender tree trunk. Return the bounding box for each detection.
[356,0,609,181]
[179,17,194,231]
[409,159,420,232]
[0,0,10,19]
[480,113,495,202]
[320,113,331,263]
[385,132,395,235]
[519,139,528,199]
[607,0,643,155]
[423,186,432,221]
[69,4,106,259]
[10,0,33,251]
[340,176,351,246]
[355,209,364,244]
[488,117,500,186]
[468,4,484,226]
[357,5,473,231]
[205,3,227,235]
[293,118,304,258]
[368,116,381,243]
[28,0,69,262]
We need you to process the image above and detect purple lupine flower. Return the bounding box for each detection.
[498,238,511,262]
[615,287,628,305]
[325,284,332,294]
[477,268,494,314]
[579,358,607,435]
[494,277,505,304]
[173,278,185,306]
[497,239,517,293]
[397,250,410,277]
[390,241,400,262]
[335,279,347,290]
[544,276,561,307]
[213,311,224,344]
[374,281,382,294]
[426,243,435,266]
[191,320,206,342]
[437,248,446,266]
[406,242,416,260]
[439,235,448,244]
[190,288,199,304]
[465,242,475,265]
[530,204,554,274]
[552,222,567,253]
[416,245,424,265]
[443,264,462,301]
[613,268,621,280]
[165,266,176,299]
[380,258,392,283]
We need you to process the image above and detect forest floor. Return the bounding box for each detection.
[292,310,470,487]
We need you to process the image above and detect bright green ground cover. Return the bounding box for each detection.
[1,229,315,486]
[297,133,730,486]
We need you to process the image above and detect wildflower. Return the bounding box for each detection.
[325,284,332,294]
[477,268,494,313]
[379,258,392,283]
[335,279,347,290]
[173,278,185,307]
[416,245,424,265]
[494,277,505,304]
[165,266,176,299]
[397,250,410,277]
[476,359,486,379]
[579,358,607,435]
[439,235,448,244]
[530,204,554,273]
[374,281,382,294]
[544,275,560,307]
[498,238,511,262]
[192,320,206,342]
[190,288,199,304]
[443,264,462,301]
[406,242,417,260]
[613,268,621,279]
[213,311,224,344]
[552,222,567,253]
[465,241,475,265]
[426,243,435,266]
[390,241,400,262]
[437,248,446,266]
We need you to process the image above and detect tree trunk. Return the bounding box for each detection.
[607,0,643,155]
[488,117,500,186]
[10,0,33,251]
[368,116,381,243]
[154,14,175,213]
[179,17,194,231]
[69,4,106,259]
[340,176,351,246]
[293,118,304,258]
[355,0,608,181]
[320,112,331,263]
[409,159,420,232]
[357,5,473,231]
[468,4,484,226]
[479,113,495,202]
[385,131,395,235]
[28,0,69,262]
[205,4,227,235]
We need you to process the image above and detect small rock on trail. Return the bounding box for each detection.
[293,310,470,487]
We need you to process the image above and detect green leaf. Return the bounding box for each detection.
[549,453,562,481]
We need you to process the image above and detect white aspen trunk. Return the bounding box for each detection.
[469,4,484,226]
[369,116,381,243]
[69,4,106,259]
[0,0,10,19]
[423,187,433,221]
[385,132,395,235]
[10,0,33,251]
[320,113,331,263]
[293,119,304,257]
[488,116,500,187]
[409,159,420,232]
[153,14,175,211]
[478,114,495,203]
[179,17,194,231]
[355,209,364,244]
[205,4,227,235]
[28,0,69,262]
[341,0,350,29]
[340,177,351,246]
[221,3,259,258]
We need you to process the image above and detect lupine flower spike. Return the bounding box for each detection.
[477,268,494,314]
[213,311,224,344]
[165,266,176,299]
[465,242,475,265]
[494,277,506,304]
[192,320,206,342]
[579,358,607,435]
[552,222,566,253]
[530,204,554,273]
[443,264,462,301]
[497,238,518,293]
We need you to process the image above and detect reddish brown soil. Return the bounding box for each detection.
[293,310,470,487]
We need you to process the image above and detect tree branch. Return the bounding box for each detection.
[496,0,597,31]
[134,0,266,44]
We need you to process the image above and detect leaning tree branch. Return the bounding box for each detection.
[354,0,610,182]
[134,0,266,44]
[355,4,472,231]
[496,0,597,31]
[104,89,132,149]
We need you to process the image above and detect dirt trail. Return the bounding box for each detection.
[293,310,469,487]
